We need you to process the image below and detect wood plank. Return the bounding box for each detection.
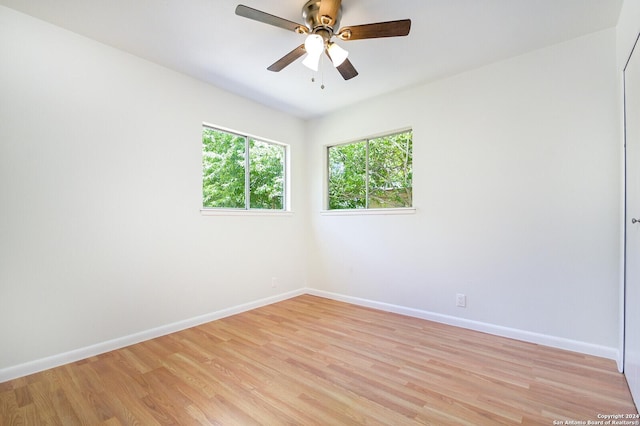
[0,295,636,424]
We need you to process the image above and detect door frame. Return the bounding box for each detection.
[623,31,640,375]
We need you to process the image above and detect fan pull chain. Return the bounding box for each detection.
[309,56,325,90]
[321,54,325,89]
[309,73,325,90]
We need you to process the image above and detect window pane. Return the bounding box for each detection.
[328,141,367,209]
[368,131,413,208]
[202,128,246,208]
[249,139,285,209]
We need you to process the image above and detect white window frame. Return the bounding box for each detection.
[323,128,415,215]
[200,124,291,216]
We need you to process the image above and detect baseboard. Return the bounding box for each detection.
[1,287,620,383]
[0,289,306,383]
[305,288,620,364]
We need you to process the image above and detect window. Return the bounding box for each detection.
[202,126,286,210]
[328,130,412,210]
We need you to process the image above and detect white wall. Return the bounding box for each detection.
[617,0,640,70]
[307,29,620,352]
[0,6,308,372]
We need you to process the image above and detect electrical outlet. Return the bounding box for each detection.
[271,277,278,288]
[456,293,467,308]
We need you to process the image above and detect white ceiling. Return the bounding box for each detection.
[0,0,623,119]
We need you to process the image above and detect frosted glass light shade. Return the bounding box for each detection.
[302,34,324,71]
[304,34,324,55]
[327,42,348,67]
[302,53,322,71]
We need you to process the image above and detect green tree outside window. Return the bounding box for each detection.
[328,130,412,210]
[202,127,286,210]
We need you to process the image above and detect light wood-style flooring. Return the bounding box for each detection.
[1,295,637,425]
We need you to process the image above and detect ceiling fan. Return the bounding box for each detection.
[235,0,411,80]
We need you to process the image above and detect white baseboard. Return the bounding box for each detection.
[305,288,620,366]
[0,289,306,383]
[0,287,621,383]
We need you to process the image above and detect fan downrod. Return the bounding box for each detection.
[302,0,342,39]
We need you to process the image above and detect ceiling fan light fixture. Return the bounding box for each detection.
[302,33,325,71]
[304,34,324,55]
[302,52,322,71]
[327,42,348,67]
[235,1,411,80]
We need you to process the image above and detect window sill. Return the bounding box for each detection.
[200,209,293,217]
[320,208,416,216]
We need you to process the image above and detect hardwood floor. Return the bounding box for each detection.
[1,295,636,425]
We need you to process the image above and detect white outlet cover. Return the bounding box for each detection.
[456,294,467,307]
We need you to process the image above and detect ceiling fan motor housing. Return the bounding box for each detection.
[302,0,342,41]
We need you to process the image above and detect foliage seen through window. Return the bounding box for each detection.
[202,127,285,210]
[328,130,412,210]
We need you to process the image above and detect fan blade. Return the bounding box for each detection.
[335,58,358,80]
[268,44,306,72]
[319,0,341,27]
[236,5,303,32]
[325,50,358,80]
[338,19,411,41]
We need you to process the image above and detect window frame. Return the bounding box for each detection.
[323,128,415,215]
[201,124,291,215]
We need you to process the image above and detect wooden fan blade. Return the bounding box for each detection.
[268,44,306,72]
[335,58,358,80]
[236,5,302,32]
[338,19,411,41]
[319,0,342,27]
[325,50,358,80]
